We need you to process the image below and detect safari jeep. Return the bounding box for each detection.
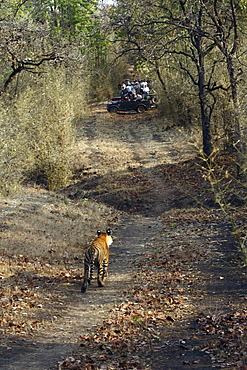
[107,96,157,114]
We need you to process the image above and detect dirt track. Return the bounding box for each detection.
[1,103,247,369]
[0,217,163,369]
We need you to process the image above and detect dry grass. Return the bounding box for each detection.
[0,99,32,195]
[0,67,90,195]
[0,185,122,335]
[73,137,133,177]
[0,187,120,258]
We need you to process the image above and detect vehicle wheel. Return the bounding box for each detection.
[136,105,146,113]
[109,106,118,113]
[152,95,161,104]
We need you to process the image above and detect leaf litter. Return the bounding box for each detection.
[57,207,247,369]
[0,103,247,369]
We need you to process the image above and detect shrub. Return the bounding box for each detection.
[0,99,32,195]
[16,69,80,191]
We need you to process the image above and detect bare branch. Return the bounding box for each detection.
[1,52,58,93]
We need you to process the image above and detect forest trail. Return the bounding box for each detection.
[0,217,162,369]
[0,103,246,369]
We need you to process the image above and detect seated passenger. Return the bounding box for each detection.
[135,93,142,101]
[142,85,150,99]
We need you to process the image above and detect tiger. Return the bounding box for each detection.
[81,229,113,293]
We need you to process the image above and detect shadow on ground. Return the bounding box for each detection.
[60,159,213,217]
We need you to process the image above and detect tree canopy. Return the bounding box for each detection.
[107,0,247,156]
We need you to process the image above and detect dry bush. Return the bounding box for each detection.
[177,124,247,265]
[0,99,33,195]
[28,70,90,188]
[155,63,199,127]
[16,70,75,190]
[0,64,90,194]
[89,59,131,101]
[185,131,247,265]
[200,151,247,265]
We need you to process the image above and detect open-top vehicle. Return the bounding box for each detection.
[107,96,157,114]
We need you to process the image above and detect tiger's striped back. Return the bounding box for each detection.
[81,229,113,293]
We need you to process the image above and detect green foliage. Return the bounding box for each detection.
[5,0,98,37]
[0,0,120,193]
[0,0,112,95]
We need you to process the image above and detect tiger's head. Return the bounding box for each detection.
[97,229,113,246]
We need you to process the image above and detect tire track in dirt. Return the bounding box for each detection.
[71,107,195,217]
[123,126,182,217]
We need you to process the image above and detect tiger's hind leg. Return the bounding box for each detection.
[81,265,89,293]
[97,260,108,287]
[81,256,96,293]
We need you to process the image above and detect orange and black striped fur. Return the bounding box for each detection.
[81,229,113,293]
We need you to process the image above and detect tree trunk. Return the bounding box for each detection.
[226,55,241,148]
[200,100,211,157]
[195,14,211,157]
